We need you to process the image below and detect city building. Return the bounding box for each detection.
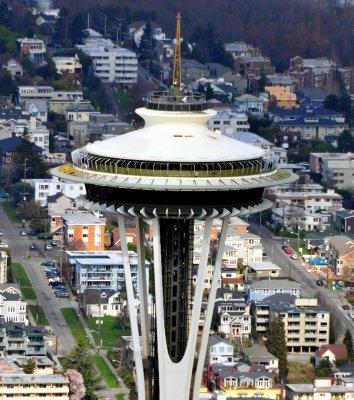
[65,103,97,122]
[52,54,82,74]
[285,377,354,400]
[0,322,46,356]
[241,344,279,374]
[247,261,281,279]
[234,94,265,117]
[325,235,354,278]
[27,177,86,206]
[66,250,143,294]
[76,30,138,84]
[321,154,354,192]
[224,42,259,59]
[0,136,42,167]
[207,335,235,365]
[1,58,23,78]
[247,279,302,302]
[51,14,296,400]
[0,284,28,325]
[334,209,354,233]
[18,86,54,102]
[63,212,106,251]
[81,288,121,317]
[21,99,48,122]
[207,109,250,136]
[314,344,348,367]
[265,86,298,109]
[17,37,46,64]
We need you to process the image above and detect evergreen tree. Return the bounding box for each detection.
[266,315,288,380]
[21,358,36,374]
[15,129,47,179]
[205,83,214,100]
[138,22,156,71]
[337,129,354,153]
[324,94,340,112]
[343,329,353,356]
[61,342,102,399]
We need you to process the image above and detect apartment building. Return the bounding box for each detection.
[252,295,330,353]
[272,189,342,213]
[52,55,82,74]
[247,279,302,302]
[18,86,54,102]
[17,38,46,64]
[326,235,354,278]
[285,377,354,400]
[77,31,138,84]
[28,177,86,206]
[0,373,69,399]
[266,183,325,196]
[63,213,106,251]
[0,285,28,325]
[271,206,333,232]
[208,109,250,135]
[0,322,46,356]
[234,94,265,117]
[66,250,142,294]
[224,42,259,59]
[265,86,298,109]
[322,154,354,191]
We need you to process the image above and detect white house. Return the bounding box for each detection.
[0,285,28,325]
[314,344,348,367]
[82,288,121,317]
[208,108,250,136]
[17,37,46,64]
[0,252,8,284]
[27,176,86,206]
[208,335,235,365]
[52,55,82,74]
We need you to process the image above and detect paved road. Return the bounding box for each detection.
[249,222,354,341]
[0,203,77,355]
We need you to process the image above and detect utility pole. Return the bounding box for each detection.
[20,158,29,220]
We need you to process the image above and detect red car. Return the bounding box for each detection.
[282,247,293,254]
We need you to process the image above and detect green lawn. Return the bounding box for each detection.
[21,287,37,300]
[116,394,125,400]
[11,262,31,286]
[0,203,19,223]
[61,308,90,345]
[93,355,119,388]
[28,304,49,325]
[88,316,130,349]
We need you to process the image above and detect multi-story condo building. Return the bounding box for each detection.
[286,377,354,400]
[18,86,54,102]
[252,295,330,353]
[321,154,354,192]
[77,30,138,84]
[224,42,260,59]
[52,55,83,74]
[271,189,342,213]
[0,285,28,325]
[66,250,145,294]
[63,212,106,251]
[0,322,46,356]
[247,278,302,302]
[27,176,86,206]
[208,109,250,135]
[17,38,46,63]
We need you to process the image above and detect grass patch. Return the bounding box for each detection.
[88,316,130,350]
[116,395,125,400]
[0,203,19,223]
[290,245,310,255]
[21,287,37,300]
[287,361,314,384]
[93,355,119,388]
[61,308,89,345]
[28,304,48,325]
[116,91,133,117]
[12,262,31,287]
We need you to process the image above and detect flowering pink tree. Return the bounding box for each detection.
[64,369,86,400]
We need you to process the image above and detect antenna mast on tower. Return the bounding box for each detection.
[172,12,182,88]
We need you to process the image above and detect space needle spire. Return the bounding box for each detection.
[172,12,182,88]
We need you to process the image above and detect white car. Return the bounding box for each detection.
[0,231,3,236]
[45,244,53,251]
[290,253,299,260]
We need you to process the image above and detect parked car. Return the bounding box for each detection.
[20,230,27,236]
[290,253,298,260]
[55,291,70,298]
[29,244,37,251]
[0,230,3,236]
[316,280,324,286]
[283,247,292,254]
[342,304,350,310]
[41,260,56,267]
[45,244,53,251]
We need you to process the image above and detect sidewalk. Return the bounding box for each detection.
[78,310,130,400]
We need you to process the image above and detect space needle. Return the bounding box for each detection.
[51,13,297,400]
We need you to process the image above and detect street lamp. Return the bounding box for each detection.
[96,290,107,354]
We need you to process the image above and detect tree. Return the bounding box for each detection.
[10,182,34,207]
[205,83,214,100]
[21,358,36,374]
[337,129,354,153]
[0,71,17,96]
[266,315,288,380]
[64,369,86,400]
[324,94,339,112]
[138,22,156,71]
[28,203,48,233]
[61,342,102,399]
[343,329,353,356]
